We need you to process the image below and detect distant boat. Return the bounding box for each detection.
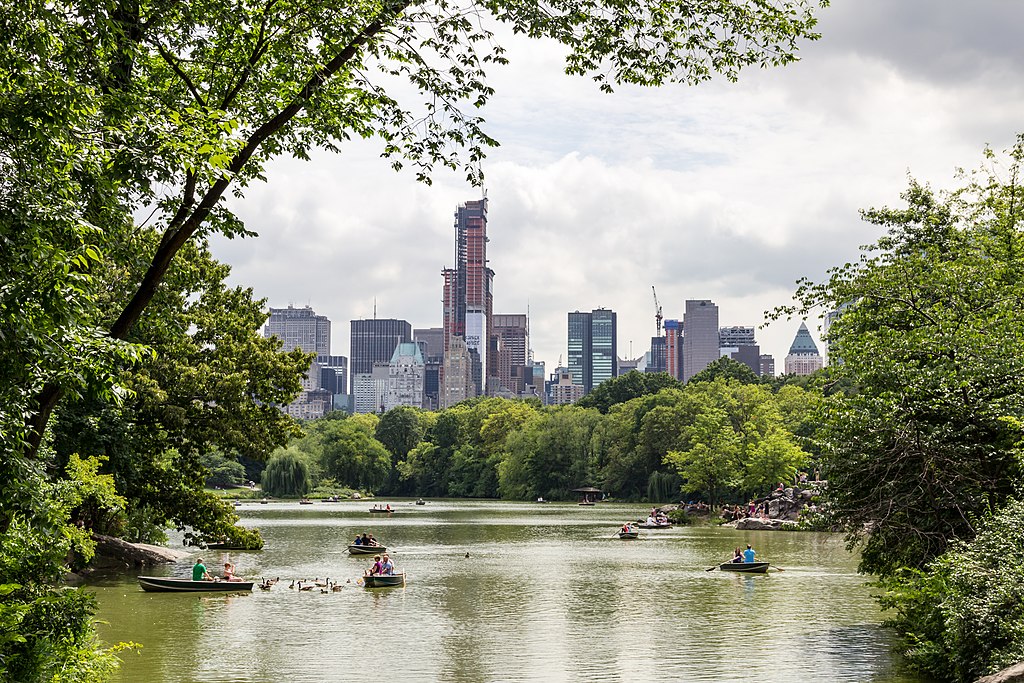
[203,542,253,550]
[578,501,596,506]
[348,544,387,555]
[718,562,770,574]
[536,497,548,503]
[138,576,254,592]
[299,499,314,505]
[362,573,405,588]
[637,522,671,529]
[618,527,639,539]
[369,507,392,513]
[415,499,426,505]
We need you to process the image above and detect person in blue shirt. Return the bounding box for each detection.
[354,535,362,545]
[743,545,756,563]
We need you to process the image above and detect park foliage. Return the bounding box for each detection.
[786,137,1024,681]
[0,0,826,678]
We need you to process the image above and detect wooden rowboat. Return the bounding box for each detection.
[637,522,671,529]
[348,544,387,554]
[138,576,254,592]
[618,530,639,539]
[368,508,392,513]
[362,572,405,588]
[718,561,770,574]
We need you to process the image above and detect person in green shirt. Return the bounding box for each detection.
[192,558,212,581]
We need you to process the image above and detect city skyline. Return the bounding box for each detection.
[210,1,1023,370]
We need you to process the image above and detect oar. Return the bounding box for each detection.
[704,565,718,572]
[769,564,786,572]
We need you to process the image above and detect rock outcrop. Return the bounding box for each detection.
[976,663,1024,683]
[90,534,191,569]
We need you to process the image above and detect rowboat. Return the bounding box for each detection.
[348,544,387,555]
[718,561,770,574]
[578,501,595,506]
[415,499,426,505]
[299,499,314,505]
[368,508,392,513]
[138,576,254,592]
[618,529,639,539]
[637,522,671,529]
[362,572,405,588]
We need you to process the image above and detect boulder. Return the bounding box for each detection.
[736,518,780,531]
[91,534,191,569]
[976,663,1024,683]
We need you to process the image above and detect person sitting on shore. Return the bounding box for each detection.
[192,558,212,582]
[365,555,383,576]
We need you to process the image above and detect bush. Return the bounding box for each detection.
[880,498,1024,681]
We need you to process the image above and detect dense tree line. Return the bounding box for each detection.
[272,370,817,505]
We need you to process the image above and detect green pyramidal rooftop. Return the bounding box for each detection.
[788,322,820,355]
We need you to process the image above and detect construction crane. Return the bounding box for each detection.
[651,286,663,336]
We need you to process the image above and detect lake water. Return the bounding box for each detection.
[91,500,925,682]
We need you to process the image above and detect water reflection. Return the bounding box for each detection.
[92,501,922,683]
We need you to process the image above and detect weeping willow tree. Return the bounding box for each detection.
[647,470,681,503]
[261,449,311,498]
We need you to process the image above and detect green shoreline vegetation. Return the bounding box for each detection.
[3,0,1024,680]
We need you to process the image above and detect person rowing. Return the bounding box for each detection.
[365,555,383,576]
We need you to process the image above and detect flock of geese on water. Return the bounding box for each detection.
[255,577,347,593]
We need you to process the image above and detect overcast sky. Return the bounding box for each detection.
[210,0,1024,373]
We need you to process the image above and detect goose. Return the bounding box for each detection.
[299,582,314,592]
[288,580,295,589]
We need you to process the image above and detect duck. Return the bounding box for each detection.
[288,580,295,589]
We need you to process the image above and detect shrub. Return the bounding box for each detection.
[880,498,1024,681]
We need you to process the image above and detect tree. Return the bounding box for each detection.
[1,1,825,676]
[316,419,392,492]
[666,405,741,507]
[689,357,760,385]
[201,451,247,488]
[783,137,1024,577]
[577,371,682,413]
[261,448,312,497]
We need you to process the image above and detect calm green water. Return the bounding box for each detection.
[92,500,924,683]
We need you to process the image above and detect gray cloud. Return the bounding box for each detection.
[209,1,1024,373]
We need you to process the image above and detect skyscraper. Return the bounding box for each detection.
[567,311,592,390]
[566,308,618,393]
[265,305,331,357]
[441,198,493,398]
[349,318,412,393]
[591,308,617,390]
[785,322,824,375]
[264,305,334,419]
[646,336,667,374]
[719,325,760,375]
[492,313,528,395]
[385,343,425,410]
[682,300,719,382]
[664,319,681,380]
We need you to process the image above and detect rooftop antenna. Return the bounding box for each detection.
[373,297,377,320]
